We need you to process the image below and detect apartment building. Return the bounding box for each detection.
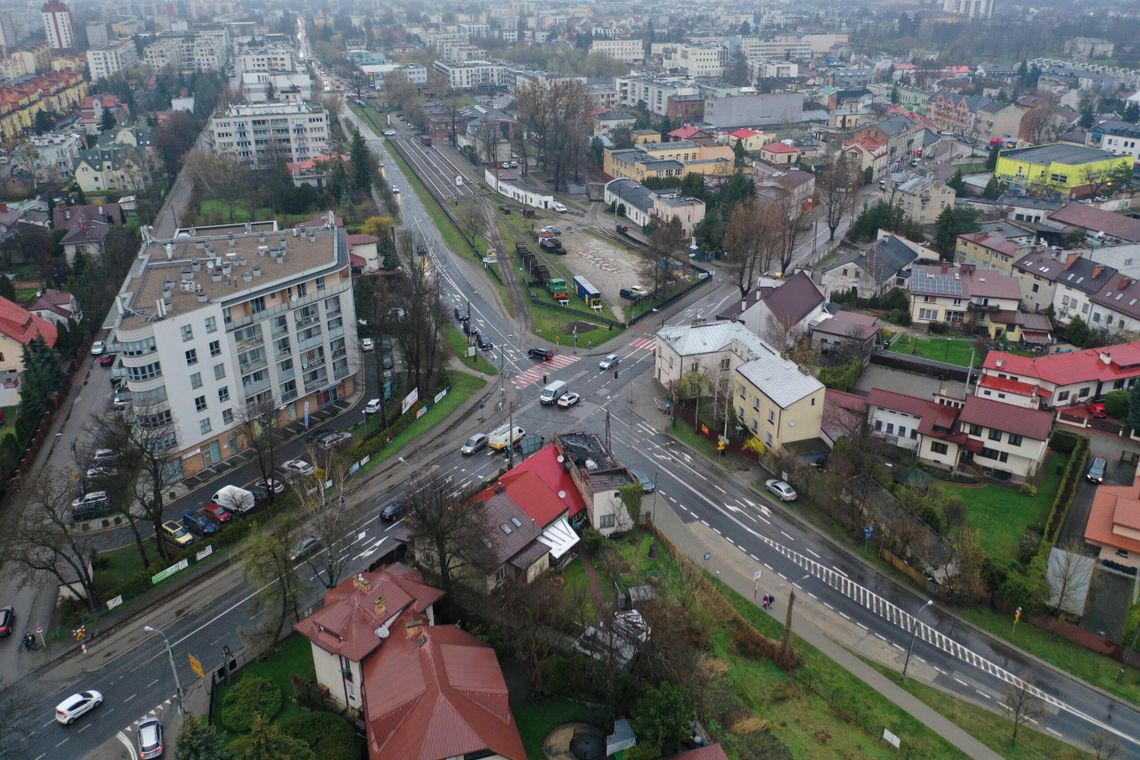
[142,31,229,73]
[664,44,723,78]
[432,59,510,90]
[109,219,360,479]
[241,72,312,103]
[941,0,994,19]
[235,45,297,75]
[207,101,329,169]
[613,75,699,116]
[87,39,139,82]
[41,0,74,50]
[0,69,87,142]
[739,36,812,61]
[1096,121,1140,164]
[888,175,956,226]
[589,38,644,64]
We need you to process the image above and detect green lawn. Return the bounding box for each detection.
[938,452,1066,561]
[94,539,157,598]
[213,633,317,744]
[197,199,313,228]
[891,335,979,367]
[529,307,610,347]
[513,696,609,760]
[441,323,497,374]
[0,405,17,444]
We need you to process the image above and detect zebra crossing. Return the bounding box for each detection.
[631,337,656,352]
[511,354,580,389]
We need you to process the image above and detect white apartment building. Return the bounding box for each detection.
[241,72,312,103]
[41,0,74,50]
[87,39,139,82]
[109,219,360,479]
[589,38,644,64]
[739,36,812,61]
[142,31,228,73]
[432,59,510,90]
[235,45,297,75]
[613,75,699,116]
[207,101,329,169]
[28,131,82,176]
[1098,122,1140,164]
[750,59,799,80]
[458,23,489,39]
[941,0,994,19]
[664,44,723,78]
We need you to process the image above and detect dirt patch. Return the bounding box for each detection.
[700,657,731,679]
[543,722,603,760]
[553,226,647,321]
[732,715,767,735]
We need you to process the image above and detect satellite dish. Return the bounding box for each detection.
[558,490,567,500]
[557,455,565,463]
[376,625,390,639]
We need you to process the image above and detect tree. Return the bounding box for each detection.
[152,111,200,177]
[232,715,315,760]
[1047,539,1093,615]
[1128,380,1140,433]
[292,459,358,589]
[241,523,310,654]
[455,199,483,242]
[1087,731,1123,760]
[1125,103,1140,124]
[1022,95,1062,145]
[931,206,979,260]
[19,335,62,424]
[184,150,251,220]
[1066,315,1090,348]
[985,142,1001,172]
[32,109,55,135]
[348,125,373,191]
[773,192,808,274]
[0,682,37,757]
[390,232,446,396]
[722,197,772,298]
[983,175,1003,199]
[1004,678,1043,745]
[820,153,857,242]
[642,217,686,295]
[176,718,232,760]
[631,682,694,754]
[732,138,746,168]
[476,117,503,166]
[727,48,750,87]
[405,474,494,592]
[100,107,117,133]
[239,400,283,504]
[947,168,967,195]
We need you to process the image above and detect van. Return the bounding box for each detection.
[70,491,111,521]
[552,201,567,213]
[540,380,568,405]
[489,425,526,451]
[1087,457,1107,483]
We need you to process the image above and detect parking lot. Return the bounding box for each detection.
[550,226,647,321]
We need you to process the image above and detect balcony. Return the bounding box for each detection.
[298,332,324,351]
[226,280,351,332]
[242,376,271,398]
[239,355,268,375]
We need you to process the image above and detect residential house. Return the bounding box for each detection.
[604,178,707,236]
[655,318,772,402]
[723,128,768,152]
[820,234,919,299]
[554,432,643,536]
[59,218,108,264]
[755,170,816,214]
[27,131,83,179]
[759,141,799,166]
[496,442,589,531]
[1048,203,1140,245]
[821,389,869,447]
[667,124,711,142]
[1051,254,1117,325]
[888,175,955,226]
[732,271,827,345]
[26,288,81,327]
[853,115,919,166]
[1087,273,1140,338]
[604,177,655,229]
[975,101,1025,143]
[988,310,1054,346]
[347,234,380,272]
[668,745,731,760]
[1095,121,1140,164]
[868,388,957,454]
[53,202,124,229]
[929,93,994,137]
[1011,248,1064,312]
[0,295,57,374]
[77,93,129,135]
[844,136,889,180]
[809,310,882,356]
[980,343,1140,408]
[909,264,1022,332]
[734,340,825,454]
[955,231,1026,273]
[286,153,346,190]
[994,144,1133,198]
[593,110,637,139]
[957,396,1053,479]
[1085,470,1140,571]
[72,144,145,194]
[293,565,526,760]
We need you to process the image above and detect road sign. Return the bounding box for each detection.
[105,595,123,611]
[704,552,711,562]
[188,654,205,680]
[753,570,763,582]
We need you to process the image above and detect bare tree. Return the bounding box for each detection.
[774,192,808,275]
[455,199,483,243]
[677,368,714,430]
[405,474,494,593]
[476,117,502,166]
[390,232,446,395]
[722,198,768,299]
[184,149,251,218]
[820,152,858,241]
[1088,731,1123,760]
[1004,678,1043,745]
[495,576,569,692]
[241,522,310,654]
[1022,94,1062,146]
[1047,540,1093,616]
[442,96,466,147]
[643,217,686,295]
[291,459,358,589]
[239,399,284,504]
[0,682,38,756]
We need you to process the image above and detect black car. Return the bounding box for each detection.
[619,287,642,301]
[616,224,629,233]
[528,347,554,361]
[454,307,469,323]
[475,332,494,350]
[0,606,13,637]
[380,501,406,521]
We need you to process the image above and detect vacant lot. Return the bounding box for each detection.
[555,228,647,321]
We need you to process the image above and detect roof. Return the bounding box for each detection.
[736,346,824,408]
[347,233,379,245]
[826,235,918,282]
[53,203,123,230]
[667,746,731,760]
[909,265,1021,301]
[727,128,762,139]
[1013,250,1065,282]
[26,288,76,317]
[1091,274,1140,320]
[959,231,1021,258]
[1085,471,1140,555]
[978,374,1052,398]
[1055,254,1116,294]
[867,388,946,420]
[668,124,705,139]
[1049,204,1140,243]
[362,621,525,760]
[60,219,109,246]
[607,178,654,213]
[958,396,1054,440]
[479,469,567,528]
[1001,143,1122,166]
[477,490,543,566]
[984,342,1140,386]
[812,310,881,338]
[822,389,869,442]
[657,320,771,360]
[750,271,825,330]
[500,444,587,518]
[0,297,57,348]
[293,564,444,663]
[761,141,798,154]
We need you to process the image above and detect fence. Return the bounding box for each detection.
[629,265,713,327]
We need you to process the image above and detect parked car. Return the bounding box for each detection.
[361,337,375,352]
[541,225,561,236]
[391,185,400,194]
[203,503,233,526]
[90,341,105,355]
[55,690,103,725]
[256,477,286,495]
[528,347,554,361]
[182,509,217,537]
[765,479,797,502]
[552,201,567,213]
[599,354,619,370]
[86,465,118,482]
[1086,402,1108,418]
[282,458,316,477]
[364,398,382,414]
[383,129,396,136]
[248,484,272,504]
[380,501,406,521]
[319,431,353,451]
[460,433,487,455]
[475,332,494,351]
[630,468,655,493]
[97,354,115,366]
[0,605,13,637]
[137,717,165,759]
[161,520,193,547]
[289,536,322,562]
[454,306,469,323]
[92,448,119,464]
[1087,457,1108,483]
[616,224,629,233]
[71,491,111,520]
[619,287,641,300]
[382,354,394,370]
[556,392,580,408]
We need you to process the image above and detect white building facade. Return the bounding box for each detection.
[207,102,330,169]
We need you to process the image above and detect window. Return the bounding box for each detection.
[898,426,907,438]
[185,349,198,366]
[199,418,212,434]
[765,432,774,445]
[886,422,895,434]
[1079,387,1091,397]
[768,410,776,423]
[205,316,217,334]
[910,429,918,440]
[720,358,730,371]
[251,296,266,314]
[181,325,194,342]
[195,395,207,412]
[752,398,760,411]
[209,340,221,357]
[1057,390,1070,402]
[980,447,999,460]
[919,308,939,321]
[190,372,202,389]
[988,429,1001,442]
[600,514,616,529]
[1031,283,1039,293]
[222,408,234,425]
[218,386,230,403]
[1008,433,1023,446]
[214,363,226,380]
[969,423,983,436]
[930,441,949,455]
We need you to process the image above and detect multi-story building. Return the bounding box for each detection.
[85,20,108,49]
[207,101,329,169]
[603,141,734,182]
[1011,248,1064,312]
[589,38,643,64]
[941,0,994,19]
[613,75,699,117]
[1096,121,1140,164]
[603,178,707,237]
[87,39,139,82]
[928,93,994,137]
[982,342,1140,409]
[142,31,229,73]
[0,69,87,142]
[956,231,1026,273]
[432,59,510,90]
[1065,37,1114,60]
[909,263,1022,327]
[750,59,798,80]
[702,92,805,129]
[738,36,812,61]
[235,45,296,75]
[108,219,360,478]
[888,175,956,226]
[41,0,74,50]
[995,144,1134,198]
[241,72,312,103]
[663,44,723,78]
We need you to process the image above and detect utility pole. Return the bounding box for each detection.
[605,407,611,449]
[145,625,185,716]
[507,400,515,469]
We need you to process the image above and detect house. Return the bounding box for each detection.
[909,264,1022,332]
[1085,469,1140,571]
[0,296,58,373]
[1048,203,1140,245]
[1050,254,1117,326]
[1011,248,1064,312]
[286,152,347,190]
[593,110,637,139]
[987,310,1054,346]
[810,311,882,356]
[604,178,707,237]
[26,288,81,327]
[496,442,589,530]
[957,396,1053,479]
[734,342,825,454]
[980,343,1140,409]
[820,234,920,299]
[293,565,526,760]
[667,124,710,142]
[723,127,768,152]
[755,169,816,213]
[72,144,145,194]
[347,233,380,272]
[844,136,888,181]
[53,202,124,230]
[853,115,920,165]
[868,388,959,454]
[994,144,1133,198]
[59,218,108,264]
[821,389,869,447]
[732,271,827,345]
[459,485,547,591]
[1087,273,1140,338]
[929,93,995,137]
[888,175,955,226]
[759,141,799,166]
[955,231,1026,273]
[554,432,643,536]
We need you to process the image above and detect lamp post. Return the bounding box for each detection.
[902,599,935,682]
[144,625,185,715]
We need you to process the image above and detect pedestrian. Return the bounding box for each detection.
[542,374,547,385]
[761,596,769,610]
[613,369,619,380]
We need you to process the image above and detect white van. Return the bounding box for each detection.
[540,380,568,405]
[489,425,526,450]
[552,201,567,213]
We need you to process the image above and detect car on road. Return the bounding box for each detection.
[289,536,322,562]
[391,185,400,194]
[55,690,102,725]
[282,458,316,477]
[256,477,286,495]
[616,224,629,233]
[765,479,797,502]
[203,503,234,526]
[364,398,382,414]
[182,509,217,537]
[475,332,494,350]
[382,354,394,370]
[319,431,353,451]
[599,354,619,370]
[383,130,396,136]
[460,433,487,455]
[97,353,115,366]
[552,201,567,213]
[90,341,105,355]
[161,520,193,547]
[1087,456,1108,484]
[0,605,13,637]
[1086,402,1108,418]
[86,465,118,482]
[541,225,561,236]
[380,501,407,521]
[454,306,469,323]
[489,424,525,451]
[137,717,165,759]
[630,468,655,493]
[556,392,580,408]
[111,393,130,411]
[361,337,375,352]
[528,347,554,361]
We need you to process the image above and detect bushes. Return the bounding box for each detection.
[818,357,863,392]
[1043,436,1089,544]
[221,676,283,732]
[280,711,359,760]
[1049,428,1080,453]
[1105,389,1130,419]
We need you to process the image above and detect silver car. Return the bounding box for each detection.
[137,717,164,758]
[765,478,797,502]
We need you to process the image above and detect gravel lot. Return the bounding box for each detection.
[547,226,647,321]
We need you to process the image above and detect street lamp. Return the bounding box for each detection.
[144,625,185,715]
[902,599,935,682]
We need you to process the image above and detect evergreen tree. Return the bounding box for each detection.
[983,175,1003,199]
[1129,380,1140,433]
[1066,315,1090,348]
[1126,103,1140,124]
[985,143,1001,172]
[932,206,962,260]
[947,168,967,195]
[175,718,230,760]
[19,336,62,423]
[732,138,746,167]
[1078,104,1096,129]
[100,108,116,133]
[348,126,372,191]
[0,275,15,301]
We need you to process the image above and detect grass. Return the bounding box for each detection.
[891,334,979,367]
[530,307,610,347]
[561,557,598,622]
[863,658,1099,759]
[94,539,158,597]
[938,451,1066,561]
[197,199,313,228]
[667,416,735,470]
[513,696,609,760]
[213,633,317,744]
[956,162,990,174]
[13,287,37,304]
[441,323,497,374]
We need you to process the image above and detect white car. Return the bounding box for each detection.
[391,185,400,194]
[765,478,797,502]
[282,458,316,477]
[383,130,396,136]
[257,477,286,495]
[460,433,487,455]
[552,201,567,213]
[361,337,375,351]
[55,690,103,724]
[90,341,105,356]
[599,354,619,370]
[318,431,353,451]
[556,392,580,408]
[364,398,382,414]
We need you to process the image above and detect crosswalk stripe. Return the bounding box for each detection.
[632,337,656,350]
[511,355,581,389]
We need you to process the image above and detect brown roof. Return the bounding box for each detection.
[1049,203,1140,243]
[812,310,881,339]
[1085,472,1140,554]
[479,490,542,566]
[958,396,1053,441]
[755,271,825,330]
[363,622,526,760]
[667,746,731,760]
[293,564,444,663]
[347,233,379,245]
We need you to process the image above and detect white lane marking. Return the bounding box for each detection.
[713,484,726,494]
[839,612,851,620]
[832,566,848,577]
[806,548,821,559]
[700,519,709,527]
[749,554,759,561]
[147,680,158,688]
[741,497,755,507]
[858,623,869,631]
[954,677,969,688]
[892,643,904,652]
[78,725,90,733]
[55,739,68,748]
[1047,727,1063,738]
[780,530,794,541]
[823,602,833,610]
[875,633,888,642]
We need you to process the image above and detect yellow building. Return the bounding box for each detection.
[994,143,1133,198]
[631,128,661,144]
[734,350,825,452]
[604,141,734,182]
[0,70,88,145]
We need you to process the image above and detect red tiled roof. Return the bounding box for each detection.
[978,374,1051,398]
[812,310,881,338]
[1085,472,1140,555]
[1049,203,1140,243]
[484,469,569,528]
[958,396,1053,441]
[867,388,943,419]
[669,125,704,140]
[350,253,367,267]
[667,746,731,760]
[983,343,1140,386]
[0,296,57,347]
[497,444,586,518]
[347,233,379,245]
[727,128,762,139]
[762,141,798,154]
[958,231,1020,258]
[363,623,525,760]
[293,564,444,663]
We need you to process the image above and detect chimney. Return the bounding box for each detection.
[1065,253,1081,270]
[1121,276,1132,289]
[1092,265,1104,279]
[494,482,506,494]
[941,261,949,271]
[373,595,386,618]
[165,242,174,260]
[404,619,424,639]
[1100,351,1112,365]
[352,573,369,592]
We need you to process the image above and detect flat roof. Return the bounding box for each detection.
[1000,143,1121,166]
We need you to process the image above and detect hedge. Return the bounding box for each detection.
[280,711,361,760]
[221,675,283,733]
[1043,435,1090,545]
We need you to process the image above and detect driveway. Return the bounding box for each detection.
[1056,433,1137,550]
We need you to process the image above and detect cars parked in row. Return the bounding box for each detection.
[161,520,193,547]
[0,605,13,637]
[281,458,316,478]
[182,509,217,537]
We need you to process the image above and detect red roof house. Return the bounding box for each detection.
[1085,470,1140,571]
[982,343,1140,408]
[0,295,57,374]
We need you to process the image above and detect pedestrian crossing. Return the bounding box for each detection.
[512,354,580,389]
[631,337,656,351]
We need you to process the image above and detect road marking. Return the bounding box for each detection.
[33,754,44,760]
[147,680,158,688]
[1046,727,1063,738]
[839,612,851,620]
[741,497,755,507]
[750,554,759,561]
[713,527,722,536]
[757,516,771,525]
[832,566,848,577]
[42,721,53,728]
[104,708,114,716]
[713,484,726,494]
[780,530,794,541]
[55,739,68,748]
[875,633,887,642]
[700,519,709,527]
[892,643,904,652]
[954,677,969,688]
[972,690,989,700]
[858,623,869,631]
[78,724,90,733]
[806,548,821,559]
[807,592,818,600]
[934,666,945,675]
[823,602,833,610]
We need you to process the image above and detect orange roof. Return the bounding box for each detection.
[497,444,587,518]
[762,142,798,154]
[1085,472,1140,554]
[0,296,57,348]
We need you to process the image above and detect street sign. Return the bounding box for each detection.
[151,558,190,585]
[188,654,205,680]
[196,545,214,562]
[105,595,123,611]
[753,570,763,582]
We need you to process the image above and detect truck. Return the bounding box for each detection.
[547,277,569,303]
[574,275,602,311]
[211,485,256,515]
[420,135,432,147]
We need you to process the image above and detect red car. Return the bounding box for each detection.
[1086,402,1108,418]
[97,354,115,366]
[203,503,233,525]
